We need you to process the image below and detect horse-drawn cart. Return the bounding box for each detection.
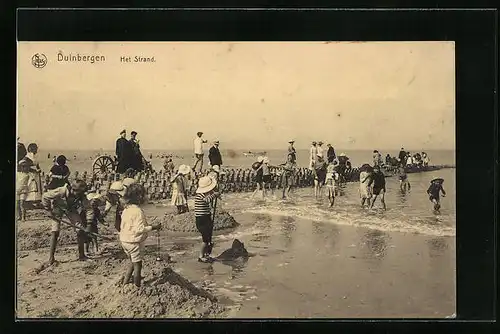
[91,154,154,176]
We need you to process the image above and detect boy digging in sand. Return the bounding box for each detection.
[119,183,161,287]
[427,178,446,213]
[41,179,92,264]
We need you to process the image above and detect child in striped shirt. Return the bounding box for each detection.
[194,176,220,263]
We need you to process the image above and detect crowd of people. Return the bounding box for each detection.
[16,133,446,286]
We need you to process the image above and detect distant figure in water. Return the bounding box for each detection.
[48,153,51,159]
[359,164,373,208]
[279,153,296,199]
[422,152,430,167]
[398,165,411,192]
[73,155,77,160]
[427,178,446,212]
[251,156,265,199]
[325,163,337,206]
[369,166,387,210]
[313,155,327,200]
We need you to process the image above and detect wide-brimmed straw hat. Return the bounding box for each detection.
[263,157,270,163]
[312,141,317,145]
[318,141,323,145]
[196,176,217,194]
[87,193,101,201]
[178,164,191,175]
[213,140,220,144]
[431,178,444,184]
[288,139,295,143]
[257,156,264,163]
[339,152,346,157]
[211,165,225,174]
[109,181,126,196]
[122,177,136,187]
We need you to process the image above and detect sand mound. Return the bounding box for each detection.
[162,210,239,233]
[71,267,226,318]
[17,221,116,251]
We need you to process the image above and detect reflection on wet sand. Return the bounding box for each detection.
[280,216,296,249]
[427,237,449,258]
[311,220,340,253]
[361,229,391,262]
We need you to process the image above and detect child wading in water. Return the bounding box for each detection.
[170,164,191,214]
[369,165,387,210]
[359,164,373,208]
[279,153,296,199]
[427,178,446,212]
[119,183,161,287]
[251,156,266,199]
[194,176,221,263]
[313,155,327,200]
[398,165,411,192]
[325,163,337,206]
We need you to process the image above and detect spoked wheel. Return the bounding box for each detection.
[92,156,114,176]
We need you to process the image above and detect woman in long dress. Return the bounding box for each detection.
[17,143,41,220]
[170,165,191,214]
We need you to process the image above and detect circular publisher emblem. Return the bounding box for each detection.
[32,53,47,68]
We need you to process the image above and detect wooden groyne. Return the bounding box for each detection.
[38,164,454,200]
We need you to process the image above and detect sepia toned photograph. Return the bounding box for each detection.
[16,41,456,319]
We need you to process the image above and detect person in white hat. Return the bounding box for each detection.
[317,141,324,159]
[208,164,225,181]
[208,140,223,170]
[194,176,221,262]
[105,177,137,232]
[170,164,191,214]
[287,140,296,163]
[309,141,318,170]
[193,132,207,174]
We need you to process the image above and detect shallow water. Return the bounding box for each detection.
[143,168,455,318]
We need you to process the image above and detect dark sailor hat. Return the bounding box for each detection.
[131,131,138,135]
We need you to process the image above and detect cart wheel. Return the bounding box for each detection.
[92,156,114,176]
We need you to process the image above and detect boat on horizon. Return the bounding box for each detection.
[243,151,267,157]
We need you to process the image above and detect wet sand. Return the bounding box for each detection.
[16,206,455,318]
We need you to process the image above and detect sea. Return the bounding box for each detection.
[32,148,457,316]
[35,148,456,238]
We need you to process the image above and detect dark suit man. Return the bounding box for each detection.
[327,143,336,163]
[209,140,223,168]
[115,130,132,173]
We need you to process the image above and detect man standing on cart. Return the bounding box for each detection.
[129,131,145,172]
[115,129,133,174]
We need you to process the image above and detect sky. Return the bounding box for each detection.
[17,42,455,151]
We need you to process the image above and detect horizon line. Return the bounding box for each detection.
[38,147,456,152]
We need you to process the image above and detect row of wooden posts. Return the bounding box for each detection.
[39,166,363,200]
